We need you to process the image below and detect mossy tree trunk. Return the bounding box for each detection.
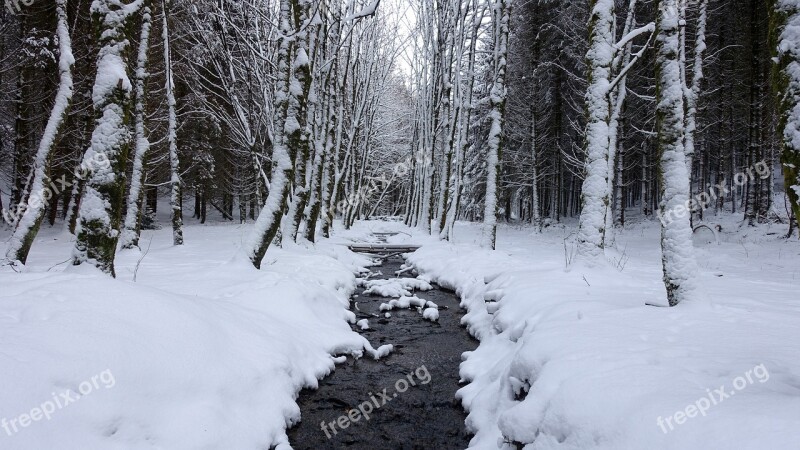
[770,0,800,233]
[72,0,142,276]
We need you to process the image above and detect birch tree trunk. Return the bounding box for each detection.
[5,0,74,264]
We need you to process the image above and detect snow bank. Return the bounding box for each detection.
[0,224,380,449]
[406,221,800,449]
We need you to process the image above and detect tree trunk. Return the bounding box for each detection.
[72,0,143,276]
[482,0,512,250]
[163,0,183,245]
[656,0,698,306]
[577,0,615,260]
[5,0,74,265]
[120,0,153,250]
[770,0,800,229]
[247,0,310,268]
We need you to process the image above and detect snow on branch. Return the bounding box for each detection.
[614,22,655,52]
[346,0,380,21]
[608,23,656,94]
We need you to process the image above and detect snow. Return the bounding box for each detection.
[422,307,439,322]
[374,295,437,322]
[1,223,388,449]
[379,295,427,311]
[91,53,131,107]
[361,277,432,297]
[364,343,394,360]
[340,219,800,449]
[346,0,381,21]
[356,318,370,330]
[294,48,309,68]
[6,213,800,449]
[615,23,655,51]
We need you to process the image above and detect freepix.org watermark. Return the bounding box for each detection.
[320,365,431,439]
[320,150,433,220]
[657,161,770,226]
[2,369,116,437]
[4,0,34,15]
[2,152,111,226]
[656,363,769,434]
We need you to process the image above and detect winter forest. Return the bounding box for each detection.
[1,0,799,448]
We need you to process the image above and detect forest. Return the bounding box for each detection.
[1,0,799,449]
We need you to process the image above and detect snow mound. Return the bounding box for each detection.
[364,343,394,360]
[379,295,427,311]
[422,307,439,322]
[379,296,440,323]
[361,277,432,297]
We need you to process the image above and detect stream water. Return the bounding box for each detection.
[287,255,477,450]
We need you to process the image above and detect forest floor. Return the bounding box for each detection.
[1,215,800,449]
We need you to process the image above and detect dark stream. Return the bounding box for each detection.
[287,254,477,450]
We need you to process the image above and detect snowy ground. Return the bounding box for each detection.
[2,216,799,449]
[0,223,388,449]
[336,218,800,449]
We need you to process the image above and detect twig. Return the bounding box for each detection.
[47,258,72,271]
[1,258,21,273]
[133,236,154,282]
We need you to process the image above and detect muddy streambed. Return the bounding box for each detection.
[287,256,477,450]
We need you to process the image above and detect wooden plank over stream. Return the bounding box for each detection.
[347,244,422,254]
